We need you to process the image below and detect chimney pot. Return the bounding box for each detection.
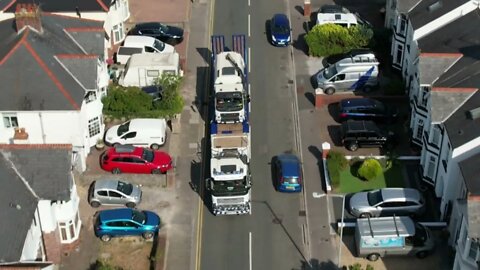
[15,3,42,33]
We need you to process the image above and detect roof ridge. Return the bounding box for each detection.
[420,53,463,58]
[432,87,477,93]
[0,28,29,65]
[42,12,103,22]
[0,144,73,149]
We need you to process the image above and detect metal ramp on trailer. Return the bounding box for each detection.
[211,34,247,63]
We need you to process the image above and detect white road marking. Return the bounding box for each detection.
[248,0,250,6]
[248,47,251,73]
[249,232,253,270]
[248,14,251,37]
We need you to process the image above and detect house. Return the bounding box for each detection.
[0,144,81,268]
[0,0,130,47]
[0,4,109,172]
[385,0,480,268]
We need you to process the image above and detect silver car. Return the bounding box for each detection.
[88,179,142,208]
[349,188,425,218]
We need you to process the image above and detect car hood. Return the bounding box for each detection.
[167,26,184,38]
[162,43,175,53]
[105,125,120,143]
[144,211,160,226]
[349,192,370,210]
[153,151,172,165]
[272,30,290,40]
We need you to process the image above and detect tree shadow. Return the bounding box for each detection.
[300,258,340,270]
[293,33,309,55]
[304,92,315,106]
[294,5,304,16]
[194,66,210,121]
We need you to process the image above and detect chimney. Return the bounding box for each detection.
[15,3,42,33]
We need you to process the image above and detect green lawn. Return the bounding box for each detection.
[336,163,404,194]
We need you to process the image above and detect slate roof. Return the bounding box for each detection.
[397,0,422,13]
[418,53,461,85]
[0,144,73,201]
[444,90,480,148]
[458,154,480,240]
[0,13,104,111]
[408,0,469,30]
[455,199,480,241]
[1,0,111,12]
[0,152,38,263]
[430,89,475,123]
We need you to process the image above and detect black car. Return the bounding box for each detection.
[128,22,184,45]
[338,98,398,122]
[141,85,163,102]
[341,120,395,151]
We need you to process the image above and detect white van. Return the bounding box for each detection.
[118,53,182,87]
[116,36,175,65]
[104,118,167,149]
[316,62,379,95]
[316,12,358,28]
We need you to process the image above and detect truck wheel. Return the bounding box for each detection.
[112,168,121,174]
[367,253,380,261]
[101,235,112,242]
[90,201,100,208]
[143,231,154,240]
[324,87,335,95]
[416,251,428,259]
[347,142,359,151]
[359,213,371,218]
[151,144,160,150]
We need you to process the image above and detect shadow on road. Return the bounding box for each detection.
[300,258,339,270]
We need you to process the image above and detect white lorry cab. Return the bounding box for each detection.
[118,53,182,87]
[116,35,175,65]
[104,118,167,150]
[355,216,435,262]
[316,62,379,95]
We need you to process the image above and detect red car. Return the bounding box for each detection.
[100,145,172,174]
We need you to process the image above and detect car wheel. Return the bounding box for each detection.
[416,251,428,259]
[152,169,161,174]
[126,202,136,208]
[151,144,160,150]
[90,201,100,208]
[100,235,112,242]
[112,168,121,174]
[359,213,371,218]
[347,142,359,152]
[143,231,154,240]
[324,87,335,95]
[367,253,380,261]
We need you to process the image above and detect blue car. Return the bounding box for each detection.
[94,208,160,242]
[274,154,302,192]
[270,14,291,46]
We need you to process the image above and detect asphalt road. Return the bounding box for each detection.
[200,0,307,269]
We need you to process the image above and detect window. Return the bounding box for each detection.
[468,240,479,260]
[398,15,407,35]
[98,190,108,196]
[110,191,123,198]
[431,126,440,145]
[58,211,80,242]
[395,44,403,65]
[145,46,155,53]
[147,70,160,77]
[3,113,18,128]
[88,117,101,137]
[112,23,124,44]
[416,119,424,140]
[426,155,436,179]
[85,91,97,104]
[421,87,429,107]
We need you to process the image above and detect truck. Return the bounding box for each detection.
[211,35,249,123]
[206,122,251,215]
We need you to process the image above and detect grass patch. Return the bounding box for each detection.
[336,163,404,194]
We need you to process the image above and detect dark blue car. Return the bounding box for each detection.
[94,208,160,242]
[270,14,291,46]
[274,154,302,192]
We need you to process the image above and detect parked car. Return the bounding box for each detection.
[273,154,302,192]
[94,208,160,242]
[349,188,426,218]
[128,22,184,45]
[104,118,167,149]
[141,85,163,102]
[269,13,291,46]
[338,98,398,122]
[341,120,396,151]
[115,35,175,65]
[318,4,350,14]
[324,49,377,66]
[100,145,173,174]
[88,179,142,208]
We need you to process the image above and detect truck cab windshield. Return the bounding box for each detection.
[216,92,244,112]
[210,179,250,196]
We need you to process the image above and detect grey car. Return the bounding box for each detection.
[88,179,142,208]
[349,188,425,218]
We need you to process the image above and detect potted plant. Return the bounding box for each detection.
[95,138,105,150]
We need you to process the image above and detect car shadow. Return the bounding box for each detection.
[327,125,343,147]
[269,156,278,191]
[265,20,272,45]
[327,102,341,123]
[304,92,315,106]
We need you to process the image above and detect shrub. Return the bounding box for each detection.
[349,263,363,270]
[327,150,348,187]
[358,159,383,181]
[304,24,373,57]
[94,260,124,270]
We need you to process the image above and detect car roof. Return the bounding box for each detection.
[273,13,289,25]
[94,179,120,190]
[343,120,379,132]
[99,208,132,221]
[278,154,300,177]
[141,85,163,94]
[380,188,422,202]
[340,98,376,108]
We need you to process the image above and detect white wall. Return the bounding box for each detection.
[20,206,43,261]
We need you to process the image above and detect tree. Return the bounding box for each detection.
[154,73,184,116]
[305,24,373,57]
[358,159,382,181]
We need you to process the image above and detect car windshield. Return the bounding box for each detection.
[117,121,130,136]
[153,39,165,51]
[117,181,133,195]
[367,190,383,206]
[283,177,299,184]
[215,92,244,111]
[210,179,250,196]
[273,22,289,34]
[323,65,337,80]
[132,210,146,224]
[142,148,155,162]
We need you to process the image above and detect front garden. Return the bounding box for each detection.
[327,151,405,193]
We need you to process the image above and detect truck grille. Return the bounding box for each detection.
[217,197,245,204]
[221,113,240,122]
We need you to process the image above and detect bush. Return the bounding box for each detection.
[358,159,383,181]
[327,150,348,187]
[305,24,373,57]
[94,260,124,270]
[102,73,184,119]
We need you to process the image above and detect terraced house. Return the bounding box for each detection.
[385,0,480,269]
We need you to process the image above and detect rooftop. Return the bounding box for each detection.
[408,0,469,30]
[1,0,110,12]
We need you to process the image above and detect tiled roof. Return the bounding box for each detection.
[430,89,475,123]
[444,90,480,148]
[2,0,110,12]
[408,0,470,30]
